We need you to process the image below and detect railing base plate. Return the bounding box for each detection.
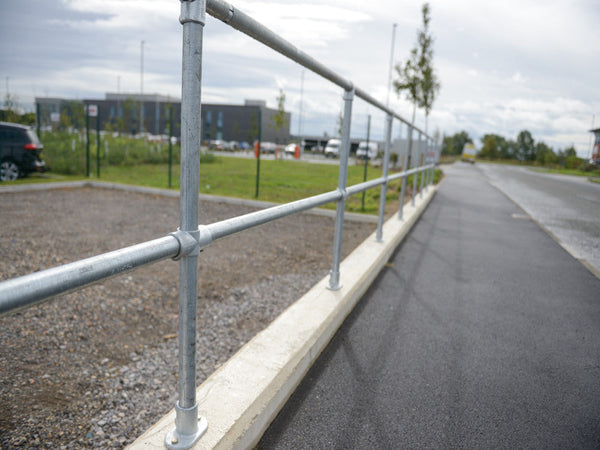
[165,416,208,450]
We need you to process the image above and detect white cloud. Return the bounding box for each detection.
[2,0,599,155]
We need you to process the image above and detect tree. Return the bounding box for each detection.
[394,3,440,130]
[535,142,556,165]
[516,130,535,161]
[270,89,289,143]
[394,47,421,125]
[1,93,20,123]
[479,135,499,159]
[336,111,343,137]
[442,130,472,156]
[416,4,440,133]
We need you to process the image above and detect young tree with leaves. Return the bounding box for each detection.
[394,3,440,132]
[271,89,289,143]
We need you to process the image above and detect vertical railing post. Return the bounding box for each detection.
[411,131,421,206]
[360,114,371,212]
[398,123,410,220]
[419,134,425,198]
[424,138,430,192]
[376,113,393,242]
[328,87,354,290]
[428,138,434,188]
[166,1,208,448]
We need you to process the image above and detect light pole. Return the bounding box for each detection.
[386,23,397,108]
[298,69,304,155]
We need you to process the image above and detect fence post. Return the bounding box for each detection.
[168,106,173,188]
[376,113,393,242]
[96,107,101,178]
[165,1,208,449]
[424,138,430,191]
[328,87,354,290]
[398,124,412,220]
[86,106,90,178]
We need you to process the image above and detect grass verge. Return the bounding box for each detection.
[5,156,441,215]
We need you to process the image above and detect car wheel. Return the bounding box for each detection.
[1,160,21,181]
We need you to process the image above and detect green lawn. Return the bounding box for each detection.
[6,156,440,214]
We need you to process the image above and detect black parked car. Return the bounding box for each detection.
[0,121,47,181]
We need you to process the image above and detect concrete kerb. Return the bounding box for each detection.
[129,185,437,450]
[0,180,377,223]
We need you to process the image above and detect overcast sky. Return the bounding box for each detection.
[1,0,598,156]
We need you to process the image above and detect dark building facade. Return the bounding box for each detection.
[202,100,291,144]
[36,95,291,143]
[85,93,181,137]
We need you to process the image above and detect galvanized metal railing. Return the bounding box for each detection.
[0,1,440,448]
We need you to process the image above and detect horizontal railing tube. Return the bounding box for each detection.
[207,0,353,91]
[0,161,438,319]
[206,190,342,241]
[345,177,386,196]
[388,166,425,182]
[0,236,180,317]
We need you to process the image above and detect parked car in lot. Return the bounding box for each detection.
[209,139,229,150]
[260,142,277,154]
[356,141,378,160]
[324,138,341,158]
[285,143,298,156]
[0,121,47,181]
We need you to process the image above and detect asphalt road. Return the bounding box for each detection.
[259,162,600,448]
[478,163,600,277]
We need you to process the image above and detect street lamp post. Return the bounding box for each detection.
[386,23,397,108]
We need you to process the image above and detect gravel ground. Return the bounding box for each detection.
[0,187,375,449]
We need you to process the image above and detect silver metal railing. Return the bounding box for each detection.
[0,0,440,448]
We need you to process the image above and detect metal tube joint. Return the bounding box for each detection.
[180,0,206,25]
[170,226,213,261]
[343,86,355,101]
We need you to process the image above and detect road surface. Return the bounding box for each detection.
[258,162,600,448]
[479,163,600,276]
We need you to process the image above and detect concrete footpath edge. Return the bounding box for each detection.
[129,186,437,449]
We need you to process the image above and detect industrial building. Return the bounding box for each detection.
[35,94,291,143]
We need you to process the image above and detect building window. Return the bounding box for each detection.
[205,111,212,140]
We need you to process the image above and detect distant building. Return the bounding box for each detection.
[35,95,291,142]
[85,93,181,137]
[590,128,600,164]
[201,100,291,144]
[36,97,69,126]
